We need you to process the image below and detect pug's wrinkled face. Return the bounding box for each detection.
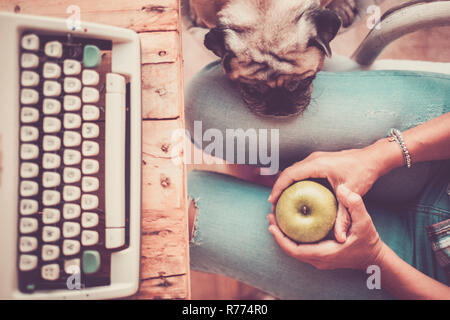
[204,0,341,117]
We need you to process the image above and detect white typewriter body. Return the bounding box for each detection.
[0,12,141,299]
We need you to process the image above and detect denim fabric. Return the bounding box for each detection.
[185,61,450,203]
[185,61,450,299]
[188,168,450,299]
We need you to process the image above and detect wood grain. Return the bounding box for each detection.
[0,0,179,32]
[1,0,190,299]
[142,119,183,162]
[134,274,189,299]
[142,63,182,119]
[141,32,179,64]
[142,154,184,211]
[142,120,185,211]
[138,0,190,298]
[141,208,188,279]
[140,110,189,298]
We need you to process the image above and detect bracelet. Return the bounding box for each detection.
[387,128,412,168]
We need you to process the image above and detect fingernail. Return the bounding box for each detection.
[268,194,273,202]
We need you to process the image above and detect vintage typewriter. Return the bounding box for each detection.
[0,12,141,299]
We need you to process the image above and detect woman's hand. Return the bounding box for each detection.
[268,185,385,270]
[269,147,385,205]
[268,140,403,242]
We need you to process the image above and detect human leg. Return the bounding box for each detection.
[187,166,450,299]
[185,61,450,203]
[187,170,393,299]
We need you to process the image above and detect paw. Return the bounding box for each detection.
[327,0,358,28]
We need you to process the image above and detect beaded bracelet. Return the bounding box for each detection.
[388,128,412,168]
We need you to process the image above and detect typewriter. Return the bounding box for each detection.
[0,12,141,299]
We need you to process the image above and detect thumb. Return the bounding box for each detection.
[334,202,350,243]
[336,185,367,221]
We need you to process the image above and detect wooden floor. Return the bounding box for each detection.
[182,0,450,299]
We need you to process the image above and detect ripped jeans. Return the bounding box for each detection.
[185,61,450,299]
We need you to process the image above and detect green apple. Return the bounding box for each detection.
[275,180,337,243]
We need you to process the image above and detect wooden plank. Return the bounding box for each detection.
[141,208,188,279]
[140,119,189,279]
[138,0,189,298]
[142,63,182,119]
[142,119,184,160]
[0,0,178,32]
[142,119,185,211]
[140,32,179,64]
[133,274,189,299]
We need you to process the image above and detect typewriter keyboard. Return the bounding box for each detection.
[17,31,128,293]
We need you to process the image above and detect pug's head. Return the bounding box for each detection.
[204,0,341,117]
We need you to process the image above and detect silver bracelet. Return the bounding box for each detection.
[388,128,412,168]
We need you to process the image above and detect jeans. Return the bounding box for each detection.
[185,61,450,299]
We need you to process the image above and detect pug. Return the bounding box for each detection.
[184,0,373,117]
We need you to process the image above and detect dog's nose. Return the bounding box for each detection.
[263,86,311,116]
[266,88,297,113]
[267,87,289,103]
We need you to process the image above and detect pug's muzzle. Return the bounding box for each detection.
[238,76,316,117]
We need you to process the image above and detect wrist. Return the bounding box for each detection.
[361,237,388,271]
[363,138,404,177]
[372,241,390,269]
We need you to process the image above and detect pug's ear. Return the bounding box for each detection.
[310,9,341,57]
[204,27,226,57]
